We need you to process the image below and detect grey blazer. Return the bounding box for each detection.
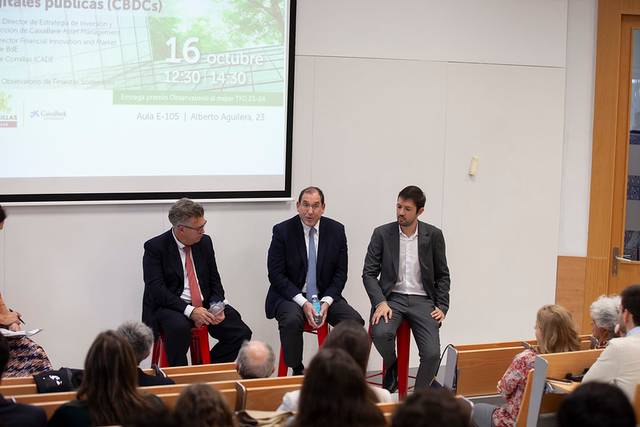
[362,221,450,313]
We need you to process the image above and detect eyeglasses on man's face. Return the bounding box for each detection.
[179,220,207,232]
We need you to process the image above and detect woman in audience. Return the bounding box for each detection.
[292,348,386,427]
[471,304,581,427]
[589,295,621,348]
[557,382,636,427]
[0,205,52,377]
[173,383,237,427]
[278,320,393,412]
[48,330,164,426]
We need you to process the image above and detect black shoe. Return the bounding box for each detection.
[383,360,398,393]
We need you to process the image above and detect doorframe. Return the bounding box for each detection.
[584,0,640,330]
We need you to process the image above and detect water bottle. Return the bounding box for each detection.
[310,295,322,325]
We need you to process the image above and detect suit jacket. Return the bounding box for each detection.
[582,333,640,402]
[142,229,225,335]
[265,216,347,318]
[137,368,175,387]
[362,221,450,313]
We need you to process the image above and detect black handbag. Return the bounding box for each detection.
[33,367,83,393]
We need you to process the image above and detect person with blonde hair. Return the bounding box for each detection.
[471,304,581,427]
[173,383,238,427]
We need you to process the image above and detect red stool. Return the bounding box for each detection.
[151,325,211,367]
[277,321,329,376]
[368,319,413,399]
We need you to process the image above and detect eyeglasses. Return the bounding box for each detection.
[179,220,207,232]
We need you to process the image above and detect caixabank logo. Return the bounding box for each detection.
[0,92,18,128]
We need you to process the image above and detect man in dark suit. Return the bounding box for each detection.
[363,186,450,391]
[142,198,252,366]
[266,187,364,375]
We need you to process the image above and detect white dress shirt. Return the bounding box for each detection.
[172,230,204,318]
[392,225,426,296]
[293,218,334,307]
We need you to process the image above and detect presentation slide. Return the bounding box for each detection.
[0,0,293,202]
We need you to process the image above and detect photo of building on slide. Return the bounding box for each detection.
[0,0,287,106]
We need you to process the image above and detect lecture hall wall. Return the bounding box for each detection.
[0,0,597,369]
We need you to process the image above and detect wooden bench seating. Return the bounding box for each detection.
[442,335,593,396]
[22,375,304,419]
[0,364,240,397]
[0,362,236,388]
[516,349,603,426]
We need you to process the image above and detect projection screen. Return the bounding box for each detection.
[0,0,295,202]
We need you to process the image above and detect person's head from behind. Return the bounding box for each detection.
[323,320,370,374]
[557,382,636,427]
[397,186,425,229]
[294,348,385,427]
[174,383,237,427]
[79,330,146,425]
[621,284,640,332]
[235,340,275,379]
[169,198,206,246]
[116,321,154,366]
[589,295,621,345]
[391,388,471,427]
[0,205,5,230]
[535,304,581,354]
[296,186,325,228]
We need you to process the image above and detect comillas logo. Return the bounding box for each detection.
[0,92,17,128]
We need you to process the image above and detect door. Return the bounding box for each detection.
[609,16,640,294]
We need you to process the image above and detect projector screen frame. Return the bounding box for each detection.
[0,0,297,205]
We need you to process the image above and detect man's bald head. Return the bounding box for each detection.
[235,340,275,379]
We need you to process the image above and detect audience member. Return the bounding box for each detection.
[278,320,393,412]
[291,348,386,427]
[0,205,52,377]
[117,321,175,386]
[392,388,470,427]
[583,284,640,402]
[556,382,636,427]
[235,340,275,379]
[471,304,580,427]
[589,295,621,348]
[48,330,165,427]
[173,383,238,427]
[0,334,46,427]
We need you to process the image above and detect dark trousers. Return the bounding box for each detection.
[275,298,364,369]
[370,293,441,390]
[155,305,252,366]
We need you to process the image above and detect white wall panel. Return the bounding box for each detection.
[297,0,567,67]
[558,0,596,257]
[441,63,566,345]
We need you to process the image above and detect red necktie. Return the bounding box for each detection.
[184,246,202,307]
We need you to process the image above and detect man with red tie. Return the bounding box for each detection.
[142,198,252,366]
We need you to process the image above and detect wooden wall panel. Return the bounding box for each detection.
[556,256,587,331]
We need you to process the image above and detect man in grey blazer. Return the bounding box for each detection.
[363,185,450,391]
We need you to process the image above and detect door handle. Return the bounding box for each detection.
[612,247,640,275]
